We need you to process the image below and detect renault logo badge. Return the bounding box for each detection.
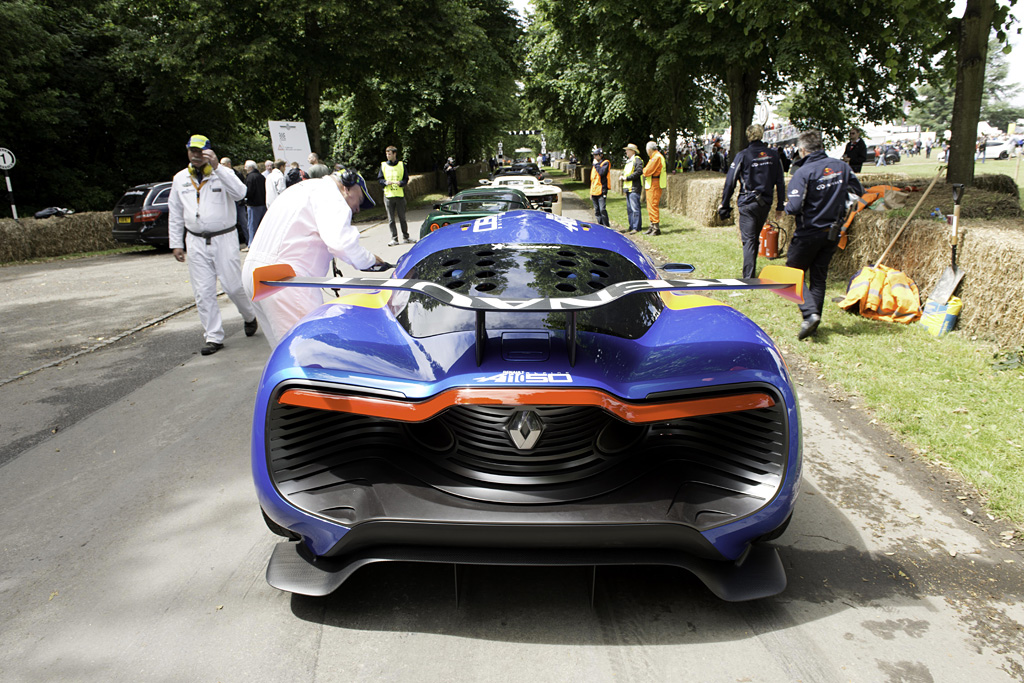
[505,410,545,450]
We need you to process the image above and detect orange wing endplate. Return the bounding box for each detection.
[251,264,298,302]
[757,265,804,304]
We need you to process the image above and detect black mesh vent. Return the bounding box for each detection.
[266,384,789,520]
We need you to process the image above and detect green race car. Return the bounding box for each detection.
[419,187,531,238]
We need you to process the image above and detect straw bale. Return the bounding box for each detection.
[0,212,117,263]
[662,172,732,226]
[830,212,1024,347]
[972,174,1019,197]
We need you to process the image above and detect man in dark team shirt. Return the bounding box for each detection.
[784,129,864,340]
[719,123,786,278]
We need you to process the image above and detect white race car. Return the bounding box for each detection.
[480,176,563,215]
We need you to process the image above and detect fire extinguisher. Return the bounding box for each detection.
[759,221,781,258]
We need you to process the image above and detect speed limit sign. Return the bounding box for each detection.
[0,148,15,171]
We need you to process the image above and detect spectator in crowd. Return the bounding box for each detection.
[242,170,388,348]
[262,160,274,178]
[265,159,287,207]
[168,135,259,355]
[589,148,611,227]
[285,161,307,188]
[842,128,867,173]
[784,130,864,340]
[307,153,330,179]
[719,123,786,278]
[444,157,459,197]
[642,141,667,236]
[378,144,412,246]
[220,157,247,237]
[621,143,644,233]
[875,142,888,166]
[243,160,267,245]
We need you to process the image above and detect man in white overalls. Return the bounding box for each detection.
[169,134,259,355]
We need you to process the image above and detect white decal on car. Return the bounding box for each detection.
[473,371,573,384]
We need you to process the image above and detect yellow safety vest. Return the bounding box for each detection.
[381,161,405,198]
[622,155,641,191]
[643,151,668,189]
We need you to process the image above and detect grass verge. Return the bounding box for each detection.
[565,180,1024,527]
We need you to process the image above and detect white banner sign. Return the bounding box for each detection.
[268,121,312,169]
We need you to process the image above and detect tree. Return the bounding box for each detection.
[947,0,1017,186]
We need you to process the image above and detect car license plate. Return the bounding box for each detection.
[117,217,132,224]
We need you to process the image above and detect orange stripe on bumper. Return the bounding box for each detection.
[279,387,775,424]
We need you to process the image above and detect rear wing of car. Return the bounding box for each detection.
[252,264,803,365]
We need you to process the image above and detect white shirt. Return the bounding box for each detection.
[167,165,246,250]
[247,176,376,276]
[265,168,286,207]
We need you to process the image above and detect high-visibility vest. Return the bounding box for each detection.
[590,159,609,196]
[643,151,668,189]
[381,161,404,198]
[622,155,641,191]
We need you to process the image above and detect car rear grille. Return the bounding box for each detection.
[265,384,789,522]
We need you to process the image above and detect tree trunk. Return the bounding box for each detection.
[948,0,995,187]
[303,73,322,156]
[303,12,322,155]
[726,65,759,158]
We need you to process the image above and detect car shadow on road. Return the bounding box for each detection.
[288,479,925,645]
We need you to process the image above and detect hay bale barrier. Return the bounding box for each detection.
[0,212,118,263]
[655,171,1022,346]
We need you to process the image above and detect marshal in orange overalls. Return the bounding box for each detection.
[642,149,667,229]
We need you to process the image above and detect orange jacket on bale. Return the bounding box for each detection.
[839,185,918,249]
[838,264,922,323]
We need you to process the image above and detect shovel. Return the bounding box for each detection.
[928,184,965,304]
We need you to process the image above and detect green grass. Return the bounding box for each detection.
[566,182,1024,526]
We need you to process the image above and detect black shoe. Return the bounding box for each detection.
[798,314,821,340]
[201,341,224,355]
[244,318,258,337]
[647,224,661,236]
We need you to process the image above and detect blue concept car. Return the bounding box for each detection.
[251,210,804,601]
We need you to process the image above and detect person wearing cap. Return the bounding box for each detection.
[621,143,644,233]
[378,145,412,246]
[242,170,389,348]
[169,134,260,355]
[718,123,786,279]
[444,157,460,197]
[589,148,611,227]
[642,141,667,235]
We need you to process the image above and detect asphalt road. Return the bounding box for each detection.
[1,196,1022,682]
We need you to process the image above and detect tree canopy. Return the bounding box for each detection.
[0,0,1018,213]
[0,0,524,212]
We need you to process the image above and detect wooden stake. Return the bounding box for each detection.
[874,165,946,269]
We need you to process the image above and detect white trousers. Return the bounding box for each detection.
[185,231,257,344]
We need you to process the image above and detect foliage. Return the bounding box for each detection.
[0,0,523,213]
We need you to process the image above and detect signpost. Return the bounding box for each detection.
[0,148,17,220]
[267,121,312,170]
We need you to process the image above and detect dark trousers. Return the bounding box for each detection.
[446,176,458,197]
[786,230,838,320]
[591,193,609,227]
[625,189,641,231]
[738,201,771,278]
[384,195,409,239]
